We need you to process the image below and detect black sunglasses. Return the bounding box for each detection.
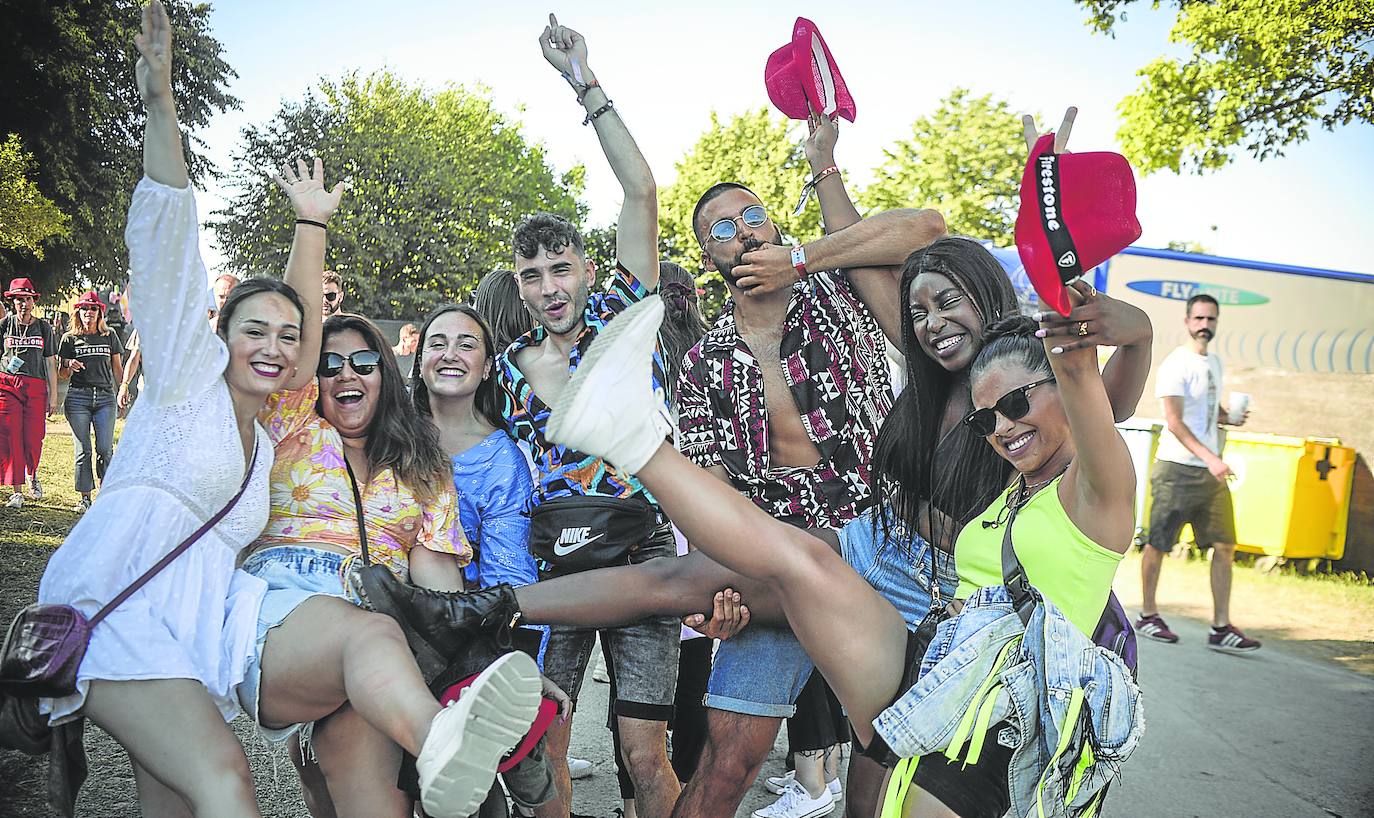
[963,377,1057,437]
[318,349,381,378]
[707,205,769,243]
[323,291,339,303]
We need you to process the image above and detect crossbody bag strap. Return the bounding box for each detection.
[1000,477,1036,627]
[89,441,260,628]
[341,452,371,566]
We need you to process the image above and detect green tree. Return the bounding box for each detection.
[0,135,70,258]
[210,71,585,319]
[659,108,820,319]
[861,89,1027,245]
[0,0,238,290]
[1078,0,1374,173]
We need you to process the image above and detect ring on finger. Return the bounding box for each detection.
[1077,321,1089,337]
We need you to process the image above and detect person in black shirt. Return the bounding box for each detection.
[1,276,58,507]
[59,291,125,510]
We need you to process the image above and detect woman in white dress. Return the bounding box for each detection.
[35,3,341,815]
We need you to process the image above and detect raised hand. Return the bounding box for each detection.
[134,0,174,107]
[1034,280,1152,355]
[1023,106,1077,154]
[539,14,592,80]
[269,158,348,225]
[804,105,839,170]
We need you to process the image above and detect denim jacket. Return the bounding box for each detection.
[874,585,1144,818]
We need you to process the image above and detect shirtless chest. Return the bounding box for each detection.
[515,344,572,408]
[739,330,822,469]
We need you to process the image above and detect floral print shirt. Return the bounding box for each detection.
[676,270,893,530]
[253,381,469,578]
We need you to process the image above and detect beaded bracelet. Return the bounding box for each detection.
[583,100,614,126]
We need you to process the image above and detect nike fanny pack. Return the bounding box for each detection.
[528,494,659,574]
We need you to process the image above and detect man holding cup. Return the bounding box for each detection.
[1136,293,1261,653]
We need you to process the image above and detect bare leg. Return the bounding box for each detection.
[289,736,338,818]
[131,760,193,818]
[541,720,573,818]
[845,754,887,818]
[1210,542,1236,626]
[308,704,412,818]
[672,711,780,818]
[1139,544,1165,615]
[616,716,680,817]
[636,444,909,744]
[84,679,261,818]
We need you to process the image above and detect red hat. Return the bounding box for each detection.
[73,291,108,312]
[765,17,856,123]
[1014,133,1141,316]
[4,278,40,298]
[440,674,559,773]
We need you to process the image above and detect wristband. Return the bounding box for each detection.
[583,100,614,126]
[576,78,601,104]
[793,165,840,215]
[791,245,809,279]
[295,218,328,230]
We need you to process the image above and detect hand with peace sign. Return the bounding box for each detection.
[1023,106,1078,154]
[540,14,595,84]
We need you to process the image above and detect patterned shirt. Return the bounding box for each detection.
[677,270,893,530]
[254,381,469,578]
[495,263,667,506]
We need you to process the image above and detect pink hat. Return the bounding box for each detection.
[765,17,856,123]
[4,277,40,298]
[73,291,108,312]
[1014,133,1141,316]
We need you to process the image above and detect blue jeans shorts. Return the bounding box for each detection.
[237,546,351,742]
[705,510,959,718]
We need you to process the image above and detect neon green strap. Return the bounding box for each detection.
[1065,740,1095,804]
[944,637,1020,764]
[880,756,921,818]
[962,681,1004,766]
[1036,686,1086,818]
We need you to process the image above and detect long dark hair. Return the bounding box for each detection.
[318,313,449,504]
[870,237,1021,549]
[657,261,708,402]
[216,277,305,339]
[410,303,503,429]
[473,269,532,354]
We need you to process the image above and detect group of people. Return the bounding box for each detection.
[10,4,1263,818]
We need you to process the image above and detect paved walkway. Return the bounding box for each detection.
[563,617,1374,817]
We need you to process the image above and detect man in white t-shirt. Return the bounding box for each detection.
[1136,294,1261,653]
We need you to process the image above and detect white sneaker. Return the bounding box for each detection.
[6,493,22,509]
[764,771,842,801]
[567,755,594,779]
[29,478,42,501]
[74,498,91,513]
[416,652,542,818]
[592,653,610,684]
[546,296,674,475]
[751,780,835,818]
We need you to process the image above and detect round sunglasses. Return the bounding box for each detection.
[318,349,381,378]
[707,204,769,243]
[962,377,1057,437]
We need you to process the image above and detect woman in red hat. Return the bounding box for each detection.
[0,275,59,508]
[58,291,125,511]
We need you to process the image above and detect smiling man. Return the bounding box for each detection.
[492,16,677,818]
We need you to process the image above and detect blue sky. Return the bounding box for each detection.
[192,0,1373,276]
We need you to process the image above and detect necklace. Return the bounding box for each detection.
[981,462,1071,530]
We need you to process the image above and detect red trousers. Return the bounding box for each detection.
[0,373,47,486]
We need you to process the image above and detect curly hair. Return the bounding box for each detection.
[513,213,585,261]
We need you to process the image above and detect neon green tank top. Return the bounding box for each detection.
[954,476,1123,635]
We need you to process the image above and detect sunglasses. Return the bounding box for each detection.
[318,349,381,378]
[707,205,769,243]
[962,377,1056,437]
[323,291,339,303]
[77,306,101,312]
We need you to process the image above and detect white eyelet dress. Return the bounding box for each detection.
[38,177,273,725]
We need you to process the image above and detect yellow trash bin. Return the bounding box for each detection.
[1116,418,1163,537]
[1223,433,1357,560]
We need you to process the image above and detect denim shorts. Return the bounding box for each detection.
[706,511,959,718]
[540,524,680,721]
[237,546,351,742]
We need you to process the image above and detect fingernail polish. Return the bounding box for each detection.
[1034,329,1046,338]
[1051,346,1064,355]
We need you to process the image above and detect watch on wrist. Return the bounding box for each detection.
[791,244,809,279]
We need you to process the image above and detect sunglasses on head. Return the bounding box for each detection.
[962,377,1056,437]
[318,349,381,378]
[707,205,769,244]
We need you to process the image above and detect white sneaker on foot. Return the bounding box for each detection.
[827,777,841,800]
[546,296,674,475]
[416,652,542,818]
[6,493,22,509]
[74,498,90,513]
[752,780,835,818]
[765,771,842,801]
[567,755,594,779]
[29,478,42,501]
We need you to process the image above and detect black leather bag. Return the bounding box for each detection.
[527,494,657,574]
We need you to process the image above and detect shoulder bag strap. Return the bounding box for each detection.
[89,441,260,627]
[341,452,371,566]
[1000,477,1037,627]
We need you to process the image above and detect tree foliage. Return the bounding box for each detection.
[862,89,1027,245]
[0,0,238,290]
[1078,0,1374,173]
[210,71,585,319]
[0,135,70,259]
[658,109,821,319]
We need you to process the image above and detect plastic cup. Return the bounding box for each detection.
[1228,393,1251,425]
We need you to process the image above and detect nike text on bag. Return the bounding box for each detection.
[528,495,658,574]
